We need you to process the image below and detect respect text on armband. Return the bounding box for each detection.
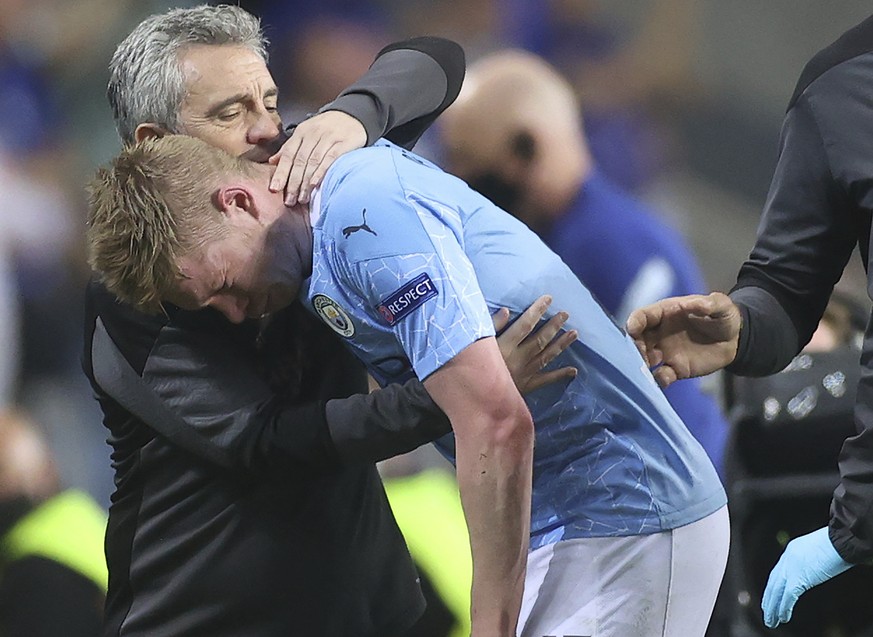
[377,273,438,326]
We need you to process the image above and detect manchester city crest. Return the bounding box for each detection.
[312,294,355,338]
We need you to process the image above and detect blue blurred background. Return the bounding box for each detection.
[0,0,870,505]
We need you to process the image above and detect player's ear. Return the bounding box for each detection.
[213,186,258,220]
[134,123,168,143]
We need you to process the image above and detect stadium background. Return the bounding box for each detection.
[1,3,871,633]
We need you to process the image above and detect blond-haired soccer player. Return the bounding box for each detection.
[88,133,728,637]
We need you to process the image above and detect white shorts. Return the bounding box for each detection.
[518,505,729,637]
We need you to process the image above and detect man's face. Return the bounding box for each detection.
[176,44,282,160]
[165,202,308,324]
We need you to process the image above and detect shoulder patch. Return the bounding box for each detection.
[376,273,438,326]
[312,294,355,337]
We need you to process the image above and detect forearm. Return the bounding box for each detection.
[727,285,800,376]
[117,324,449,479]
[158,374,450,478]
[728,94,853,375]
[320,36,465,149]
[424,338,534,635]
[326,378,451,464]
[454,406,533,635]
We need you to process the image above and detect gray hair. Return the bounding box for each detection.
[108,4,268,144]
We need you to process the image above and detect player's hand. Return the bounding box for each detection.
[269,110,367,206]
[493,295,578,395]
[761,527,853,628]
[625,292,741,388]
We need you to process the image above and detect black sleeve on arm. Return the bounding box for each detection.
[326,378,451,464]
[726,286,799,376]
[319,37,465,149]
[136,322,449,479]
[135,323,337,480]
[727,91,856,376]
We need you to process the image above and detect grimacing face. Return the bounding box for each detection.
[176,44,283,160]
[167,235,292,324]
[163,190,309,324]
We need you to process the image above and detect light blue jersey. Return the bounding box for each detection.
[305,140,725,549]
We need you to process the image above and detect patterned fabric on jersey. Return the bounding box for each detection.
[305,140,726,550]
[543,172,730,478]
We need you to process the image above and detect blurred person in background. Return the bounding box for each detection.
[0,408,107,637]
[378,0,699,193]
[0,0,145,504]
[440,50,730,478]
[0,152,78,377]
[625,13,873,631]
[499,0,702,195]
[0,128,108,503]
[0,0,61,408]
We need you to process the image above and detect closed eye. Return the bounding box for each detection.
[217,109,242,122]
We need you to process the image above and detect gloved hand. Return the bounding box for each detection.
[761,526,853,628]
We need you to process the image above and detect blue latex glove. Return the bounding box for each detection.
[761,526,853,628]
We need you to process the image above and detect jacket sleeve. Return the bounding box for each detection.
[313,36,465,150]
[85,277,451,482]
[134,321,451,480]
[728,91,856,377]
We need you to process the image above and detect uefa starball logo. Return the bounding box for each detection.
[312,294,355,338]
[376,273,438,326]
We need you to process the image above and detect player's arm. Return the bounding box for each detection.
[423,338,534,637]
[329,297,575,464]
[270,36,465,204]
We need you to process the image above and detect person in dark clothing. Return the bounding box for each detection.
[625,13,873,630]
[85,5,572,636]
[0,409,107,637]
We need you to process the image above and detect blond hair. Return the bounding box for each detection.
[86,135,252,312]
